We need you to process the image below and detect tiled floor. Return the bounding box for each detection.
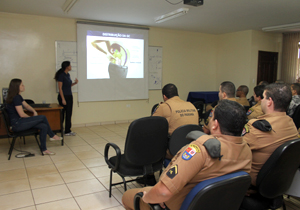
[0,123,145,210]
[0,123,299,210]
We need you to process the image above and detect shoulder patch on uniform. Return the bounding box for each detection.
[242,124,249,136]
[203,138,223,160]
[246,108,253,116]
[182,144,200,160]
[166,164,178,179]
[252,120,272,132]
[152,104,160,115]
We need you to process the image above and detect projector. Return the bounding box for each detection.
[184,0,204,7]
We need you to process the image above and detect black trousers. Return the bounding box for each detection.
[58,94,73,133]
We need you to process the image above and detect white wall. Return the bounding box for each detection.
[0,12,220,125]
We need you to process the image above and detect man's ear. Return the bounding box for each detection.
[210,119,221,134]
[267,97,273,107]
[163,95,168,101]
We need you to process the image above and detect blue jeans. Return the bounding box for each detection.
[11,115,55,151]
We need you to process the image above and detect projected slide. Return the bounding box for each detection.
[77,22,149,102]
[86,31,144,79]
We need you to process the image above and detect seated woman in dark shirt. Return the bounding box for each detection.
[6,78,63,155]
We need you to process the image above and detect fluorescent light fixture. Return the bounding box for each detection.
[262,22,300,32]
[155,8,189,24]
[62,0,78,13]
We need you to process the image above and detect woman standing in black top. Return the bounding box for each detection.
[54,61,78,136]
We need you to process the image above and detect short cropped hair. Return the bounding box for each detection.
[213,100,246,136]
[292,83,300,95]
[162,83,178,99]
[239,85,249,96]
[264,83,292,112]
[254,85,265,99]
[220,81,236,98]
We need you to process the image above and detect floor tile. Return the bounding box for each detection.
[0,160,25,171]
[55,160,86,173]
[89,165,111,178]
[0,191,34,210]
[26,164,58,179]
[67,179,106,196]
[75,191,120,210]
[32,184,72,204]
[36,198,80,210]
[0,178,30,195]
[60,168,95,183]
[24,156,53,167]
[29,173,64,189]
[74,150,103,160]
[81,157,107,168]
[0,168,27,182]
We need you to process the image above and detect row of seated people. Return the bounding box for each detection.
[121,82,299,210]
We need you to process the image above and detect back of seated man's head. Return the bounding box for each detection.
[264,83,292,112]
[291,83,300,96]
[253,85,265,101]
[219,81,235,99]
[162,83,178,99]
[213,100,246,136]
[258,81,269,86]
[236,85,249,98]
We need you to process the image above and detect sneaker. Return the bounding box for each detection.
[49,136,63,141]
[65,132,76,136]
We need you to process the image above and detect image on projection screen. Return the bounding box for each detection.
[86,32,144,79]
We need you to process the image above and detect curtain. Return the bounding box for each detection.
[281,32,300,84]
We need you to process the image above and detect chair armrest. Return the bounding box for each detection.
[134,192,165,210]
[104,142,121,171]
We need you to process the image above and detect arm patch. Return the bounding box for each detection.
[203,138,223,160]
[252,120,272,132]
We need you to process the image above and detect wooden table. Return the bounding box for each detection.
[0,103,64,145]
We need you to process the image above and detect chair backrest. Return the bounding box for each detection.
[256,138,300,198]
[1,108,13,136]
[124,116,168,167]
[192,101,205,121]
[292,105,300,129]
[244,106,250,113]
[169,124,203,156]
[180,171,251,210]
[24,99,35,104]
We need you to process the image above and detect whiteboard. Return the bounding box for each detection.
[55,41,78,92]
[149,46,162,90]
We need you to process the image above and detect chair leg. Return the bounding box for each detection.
[34,134,43,156]
[109,170,113,197]
[282,200,286,210]
[8,137,17,160]
[122,176,127,192]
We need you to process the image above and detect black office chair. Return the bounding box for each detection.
[244,106,250,113]
[192,101,205,123]
[1,108,43,160]
[134,171,251,210]
[168,124,203,157]
[164,124,203,167]
[292,105,300,129]
[104,116,168,197]
[24,99,35,105]
[240,138,300,210]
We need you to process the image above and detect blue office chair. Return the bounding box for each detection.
[134,171,251,210]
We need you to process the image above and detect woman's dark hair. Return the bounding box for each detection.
[54,61,70,81]
[6,78,22,104]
